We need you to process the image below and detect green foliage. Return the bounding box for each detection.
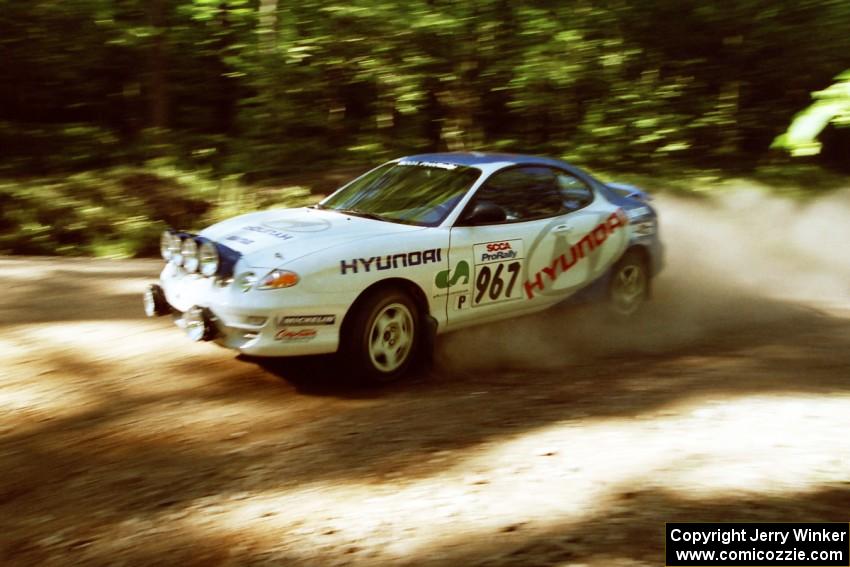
[0,168,317,257]
[773,71,850,156]
[2,0,849,178]
[4,0,850,257]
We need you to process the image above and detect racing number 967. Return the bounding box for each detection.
[475,261,521,305]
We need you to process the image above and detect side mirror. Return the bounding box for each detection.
[463,201,506,225]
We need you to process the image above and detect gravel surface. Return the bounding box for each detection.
[2,192,850,566]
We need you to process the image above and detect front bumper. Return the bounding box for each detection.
[156,263,344,357]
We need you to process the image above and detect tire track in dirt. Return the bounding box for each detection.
[1,187,849,566]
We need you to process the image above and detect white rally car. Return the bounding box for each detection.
[144,152,662,383]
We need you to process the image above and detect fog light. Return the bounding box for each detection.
[183,306,216,341]
[160,230,176,261]
[143,284,170,317]
[199,240,220,277]
[182,238,200,273]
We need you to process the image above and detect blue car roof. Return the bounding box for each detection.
[401,151,575,169]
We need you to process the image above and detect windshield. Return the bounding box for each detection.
[319,161,481,226]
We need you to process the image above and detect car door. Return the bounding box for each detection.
[442,165,630,330]
[442,166,567,329]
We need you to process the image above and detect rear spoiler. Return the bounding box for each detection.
[606,182,653,202]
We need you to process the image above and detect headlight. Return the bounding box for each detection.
[171,235,185,266]
[160,230,176,261]
[257,269,299,290]
[181,238,199,273]
[199,241,219,277]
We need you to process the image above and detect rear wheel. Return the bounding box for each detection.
[343,288,420,384]
[608,250,649,316]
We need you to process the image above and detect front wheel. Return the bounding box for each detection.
[608,250,649,317]
[343,288,420,384]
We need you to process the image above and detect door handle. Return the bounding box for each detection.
[552,224,573,233]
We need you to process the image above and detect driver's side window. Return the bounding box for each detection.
[470,166,563,223]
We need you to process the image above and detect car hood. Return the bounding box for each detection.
[199,207,427,268]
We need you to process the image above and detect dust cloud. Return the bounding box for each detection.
[437,183,850,371]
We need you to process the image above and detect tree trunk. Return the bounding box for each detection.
[217,2,235,135]
[258,0,278,54]
[148,0,168,130]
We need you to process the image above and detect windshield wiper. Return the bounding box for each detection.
[334,208,387,222]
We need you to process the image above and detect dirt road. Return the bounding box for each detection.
[2,192,850,566]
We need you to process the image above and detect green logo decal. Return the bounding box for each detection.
[435,260,470,289]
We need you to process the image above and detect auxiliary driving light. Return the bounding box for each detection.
[143,284,171,317]
[160,230,177,261]
[181,238,200,273]
[199,240,220,277]
[183,305,216,341]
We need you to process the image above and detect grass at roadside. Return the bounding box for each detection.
[0,167,320,257]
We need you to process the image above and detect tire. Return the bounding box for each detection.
[342,287,421,385]
[608,249,649,317]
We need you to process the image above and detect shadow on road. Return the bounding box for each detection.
[2,257,850,565]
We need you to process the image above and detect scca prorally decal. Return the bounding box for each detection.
[474,239,524,264]
[397,160,457,170]
[480,242,517,262]
[225,235,254,246]
[340,249,442,275]
[275,328,317,341]
[278,315,335,326]
[524,210,627,299]
[242,225,295,240]
[472,239,525,306]
[632,220,656,236]
[626,206,651,220]
[264,218,331,233]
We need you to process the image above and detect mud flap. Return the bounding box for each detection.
[415,314,438,374]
